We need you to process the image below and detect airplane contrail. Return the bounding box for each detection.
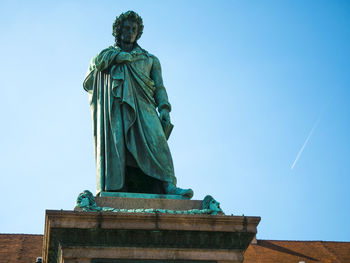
[291,115,321,170]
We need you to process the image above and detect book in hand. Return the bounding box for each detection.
[161,119,174,140]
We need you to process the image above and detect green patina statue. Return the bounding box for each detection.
[76,190,224,215]
[84,11,193,198]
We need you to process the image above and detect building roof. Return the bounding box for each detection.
[245,239,350,263]
[0,234,349,263]
[0,234,43,263]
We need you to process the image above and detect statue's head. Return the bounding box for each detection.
[113,11,144,47]
[76,190,96,208]
[202,195,223,214]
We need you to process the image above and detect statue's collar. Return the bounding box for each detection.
[114,44,143,54]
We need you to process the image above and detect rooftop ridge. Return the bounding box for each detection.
[0,233,43,236]
[257,239,350,243]
[1,234,349,242]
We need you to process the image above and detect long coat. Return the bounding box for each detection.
[83,45,176,194]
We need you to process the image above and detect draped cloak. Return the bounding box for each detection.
[83,46,176,194]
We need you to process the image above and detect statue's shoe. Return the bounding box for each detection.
[165,184,194,199]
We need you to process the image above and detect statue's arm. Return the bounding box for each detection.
[94,47,120,71]
[83,47,121,92]
[151,56,171,113]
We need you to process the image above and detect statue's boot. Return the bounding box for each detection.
[164,183,194,199]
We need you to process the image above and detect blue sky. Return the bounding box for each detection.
[1,0,349,241]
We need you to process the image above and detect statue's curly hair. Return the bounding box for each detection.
[112,11,144,46]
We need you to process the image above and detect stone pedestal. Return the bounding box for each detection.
[94,196,203,211]
[43,197,260,263]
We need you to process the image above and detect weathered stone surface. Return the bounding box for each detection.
[99,192,188,200]
[94,196,202,210]
[43,210,260,263]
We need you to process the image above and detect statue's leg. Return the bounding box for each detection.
[125,164,165,194]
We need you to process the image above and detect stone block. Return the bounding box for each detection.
[42,209,260,263]
[94,196,202,211]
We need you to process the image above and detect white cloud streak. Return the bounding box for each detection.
[291,116,321,170]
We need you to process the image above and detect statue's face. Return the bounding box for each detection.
[79,193,90,207]
[121,19,138,44]
[209,199,221,212]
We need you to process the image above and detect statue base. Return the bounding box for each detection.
[99,191,188,200]
[43,202,260,263]
[92,195,202,211]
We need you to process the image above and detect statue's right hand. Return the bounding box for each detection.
[116,52,133,63]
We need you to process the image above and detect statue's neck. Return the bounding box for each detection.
[120,42,135,52]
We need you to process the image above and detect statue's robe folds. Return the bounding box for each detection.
[83,46,176,194]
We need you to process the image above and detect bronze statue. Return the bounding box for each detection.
[84,11,193,198]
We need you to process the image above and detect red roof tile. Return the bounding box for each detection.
[245,240,350,263]
[0,234,42,263]
[0,234,349,263]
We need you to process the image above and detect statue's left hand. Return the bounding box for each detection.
[160,109,170,124]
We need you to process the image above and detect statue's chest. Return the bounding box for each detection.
[132,55,153,76]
